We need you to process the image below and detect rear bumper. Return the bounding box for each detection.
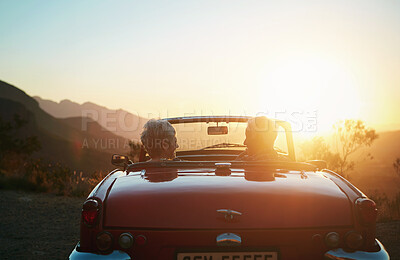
[69,239,389,260]
[69,243,131,260]
[324,239,389,260]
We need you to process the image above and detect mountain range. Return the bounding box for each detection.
[33,96,147,142]
[0,80,131,173]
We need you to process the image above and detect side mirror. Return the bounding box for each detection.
[306,160,327,170]
[111,154,130,168]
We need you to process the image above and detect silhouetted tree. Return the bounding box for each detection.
[394,158,400,176]
[333,119,378,178]
[300,119,378,179]
[299,136,341,170]
[0,115,41,169]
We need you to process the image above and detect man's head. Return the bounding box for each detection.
[244,116,277,155]
[140,119,179,160]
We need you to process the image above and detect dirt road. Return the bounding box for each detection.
[0,190,398,259]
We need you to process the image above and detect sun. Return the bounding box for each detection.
[258,56,361,135]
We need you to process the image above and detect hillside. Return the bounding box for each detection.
[0,81,85,143]
[0,80,129,173]
[59,117,129,154]
[349,130,400,197]
[34,96,147,141]
[362,130,400,163]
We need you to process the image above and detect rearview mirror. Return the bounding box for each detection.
[208,126,228,135]
[111,154,129,167]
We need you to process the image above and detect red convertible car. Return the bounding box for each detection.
[69,116,389,260]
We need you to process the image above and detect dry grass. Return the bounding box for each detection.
[0,159,107,197]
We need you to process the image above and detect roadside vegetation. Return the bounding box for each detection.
[299,119,378,179]
[299,119,400,221]
[394,158,400,176]
[0,114,108,196]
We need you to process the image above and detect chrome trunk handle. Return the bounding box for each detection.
[217,209,242,220]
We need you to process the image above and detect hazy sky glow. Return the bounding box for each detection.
[0,0,399,133]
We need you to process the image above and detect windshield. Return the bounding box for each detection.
[172,121,288,154]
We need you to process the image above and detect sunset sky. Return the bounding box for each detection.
[0,0,399,133]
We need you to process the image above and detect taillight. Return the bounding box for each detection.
[135,235,147,246]
[356,198,377,226]
[82,199,99,227]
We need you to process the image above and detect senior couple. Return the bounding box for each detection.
[140,116,285,162]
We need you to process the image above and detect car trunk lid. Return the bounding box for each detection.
[104,169,352,229]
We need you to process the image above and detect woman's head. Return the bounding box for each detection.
[140,119,179,160]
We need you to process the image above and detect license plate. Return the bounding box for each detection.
[177,252,278,260]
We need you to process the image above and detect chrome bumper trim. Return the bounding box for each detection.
[69,243,131,260]
[324,239,389,260]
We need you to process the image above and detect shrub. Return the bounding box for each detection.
[369,190,400,222]
[0,159,106,197]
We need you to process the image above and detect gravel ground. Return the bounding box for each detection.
[0,190,83,260]
[0,189,399,259]
[377,221,400,259]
